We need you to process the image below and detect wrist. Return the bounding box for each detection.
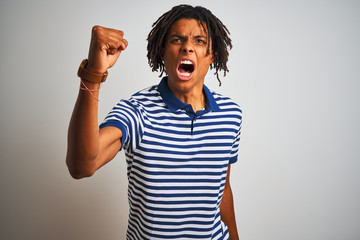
[80,78,101,89]
[77,59,108,83]
[79,79,101,101]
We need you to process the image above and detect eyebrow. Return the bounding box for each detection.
[194,35,207,39]
[169,34,185,39]
[169,34,208,39]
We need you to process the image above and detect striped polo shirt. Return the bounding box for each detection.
[100,77,242,240]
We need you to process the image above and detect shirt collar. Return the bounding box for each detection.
[158,76,220,112]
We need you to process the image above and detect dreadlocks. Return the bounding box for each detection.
[147,4,232,86]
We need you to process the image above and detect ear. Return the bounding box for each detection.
[207,41,214,63]
[160,47,165,59]
[208,49,215,64]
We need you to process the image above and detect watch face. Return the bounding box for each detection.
[101,72,107,82]
[82,59,88,68]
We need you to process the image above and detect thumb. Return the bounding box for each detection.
[119,38,128,51]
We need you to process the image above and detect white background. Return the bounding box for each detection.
[0,0,359,239]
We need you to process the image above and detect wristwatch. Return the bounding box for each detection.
[77,59,108,83]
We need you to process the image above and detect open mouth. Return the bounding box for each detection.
[177,60,195,80]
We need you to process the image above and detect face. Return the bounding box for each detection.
[162,18,213,98]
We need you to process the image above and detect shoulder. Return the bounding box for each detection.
[130,84,159,101]
[123,84,166,111]
[211,90,242,115]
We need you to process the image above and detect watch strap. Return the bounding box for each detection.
[77,59,108,83]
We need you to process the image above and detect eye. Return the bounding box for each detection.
[196,39,206,44]
[172,38,182,43]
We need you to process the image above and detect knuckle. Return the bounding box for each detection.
[92,25,105,38]
[92,26,106,43]
[92,25,101,33]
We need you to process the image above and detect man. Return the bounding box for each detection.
[67,4,242,240]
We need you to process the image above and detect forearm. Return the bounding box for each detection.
[220,165,239,240]
[220,187,239,240]
[66,81,101,178]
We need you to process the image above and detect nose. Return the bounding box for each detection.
[181,41,194,54]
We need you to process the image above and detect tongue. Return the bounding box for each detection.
[179,68,187,73]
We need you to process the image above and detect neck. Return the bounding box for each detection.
[166,79,206,113]
[178,91,206,113]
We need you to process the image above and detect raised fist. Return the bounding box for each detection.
[86,25,128,75]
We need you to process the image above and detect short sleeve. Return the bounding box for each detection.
[99,99,144,151]
[229,115,242,164]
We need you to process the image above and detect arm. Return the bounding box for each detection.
[220,165,240,240]
[66,26,128,179]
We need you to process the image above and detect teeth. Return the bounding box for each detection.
[179,72,191,77]
[180,60,193,65]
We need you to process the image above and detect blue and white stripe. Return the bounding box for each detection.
[100,77,242,240]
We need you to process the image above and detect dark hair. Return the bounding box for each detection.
[147,4,232,86]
